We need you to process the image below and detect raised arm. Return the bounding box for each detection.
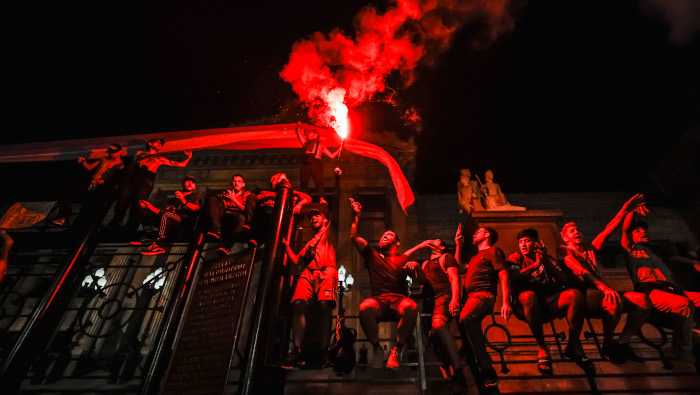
[621,211,635,251]
[349,198,368,252]
[281,238,300,265]
[454,224,463,266]
[402,239,432,258]
[295,122,306,146]
[591,193,645,250]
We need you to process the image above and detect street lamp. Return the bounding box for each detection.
[338,265,354,293]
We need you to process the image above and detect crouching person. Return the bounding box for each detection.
[137,176,200,255]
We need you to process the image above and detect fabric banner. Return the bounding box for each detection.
[0,201,56,229]
[0,123,415,211]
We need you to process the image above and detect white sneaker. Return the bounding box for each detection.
[369,346,385,368]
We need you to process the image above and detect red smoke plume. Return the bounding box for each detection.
[280,0,519,135]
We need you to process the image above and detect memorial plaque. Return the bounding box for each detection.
[161,248,256,395]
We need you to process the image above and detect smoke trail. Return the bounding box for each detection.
[280,0,523,134]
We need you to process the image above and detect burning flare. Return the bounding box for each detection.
[280,0,519,136]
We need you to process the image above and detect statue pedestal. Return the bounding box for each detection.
[466,210,564,258]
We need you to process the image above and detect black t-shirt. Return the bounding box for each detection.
[422,254,458,299]
[166,191,201,217]
[464,246,505,295]
[507,251,566,296]
[361,246,409,296]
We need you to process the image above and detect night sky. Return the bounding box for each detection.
[3,0,699,198]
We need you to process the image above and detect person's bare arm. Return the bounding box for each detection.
[454,225,463,266]
[281,238,300,265]
[293,191,311,215]
[621,211,635,251]
[322,145,340,159]
[349,198,368,252]
[446,266,461,317]
[295,122,306,146]
[161,150,193,168]
[402,240,432,257]
[79,157,99,171]
[138,200,160,215]
[499,269,512,322]
[404,261,426,284]
[592,193,645,250]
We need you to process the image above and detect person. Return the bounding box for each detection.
[279,208,337,369]
[52,143,124,226]
[457,169,484,214]
[407,235,475,392]
[480,170,525,211]
[459,227,511,389]
[556,194,651,364]
[137,176,201,255]
[108,138,192,232]
[621,202,700,363]
[349,198,433,369]
[295,122,340,204]
[0,230,13,286]
[507,228,592,375]
[257,173,311,216]
[204,174,257,256]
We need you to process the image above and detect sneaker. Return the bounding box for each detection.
[142,244,165,256]
[320,349,332,368]
[206,231,221,241]
[369,346,385,368]
[483,366,499,388]
[386,346,400,370]
[281,348,303,369]
[217,246,229,257]
[618,342,644,364]
[50,218,66,226]
[602,342,626,364]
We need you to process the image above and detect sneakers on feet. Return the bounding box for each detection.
[369,346,385,368]
[618,342,644,364]
[386,346,400,370]
[142,244,165,255]
[281,348,303,369]
[483,366,499,388]
[602,342,626,364]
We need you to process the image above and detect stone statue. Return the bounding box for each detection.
[480,170,525,211]
[457,169,484,214]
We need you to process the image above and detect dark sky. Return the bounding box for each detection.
[3,0,699,197]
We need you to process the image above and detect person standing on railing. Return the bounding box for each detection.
[279,208,337,369]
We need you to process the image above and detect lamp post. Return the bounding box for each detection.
[337,265,354,313]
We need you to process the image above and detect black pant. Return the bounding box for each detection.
[300,158,324,200]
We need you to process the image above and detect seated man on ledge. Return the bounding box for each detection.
[349,198,433,370]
